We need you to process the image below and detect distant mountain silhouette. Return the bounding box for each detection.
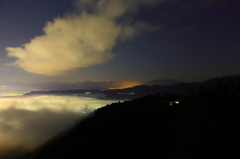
[18,79,240,159]
[147,78,181,86]
[23,75,240,100]
[23,83,200,100]
[202,75,240,87]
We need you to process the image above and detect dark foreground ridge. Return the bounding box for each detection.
[19,78,240,159]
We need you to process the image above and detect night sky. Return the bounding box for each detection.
[1,0,240,94]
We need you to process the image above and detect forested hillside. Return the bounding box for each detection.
[19,79,240,159]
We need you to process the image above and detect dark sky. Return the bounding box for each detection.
[0,0,240,93]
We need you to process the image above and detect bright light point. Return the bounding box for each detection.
[174,101,180,104]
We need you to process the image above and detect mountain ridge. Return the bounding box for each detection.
[23,75,240,100]
[18,78,240,159]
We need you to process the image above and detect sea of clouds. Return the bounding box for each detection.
[0,95,117,158]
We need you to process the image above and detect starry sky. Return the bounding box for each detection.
[0,0,240,94]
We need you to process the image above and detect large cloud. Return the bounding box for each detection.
[6,0,161,76]
[6,14,119,75]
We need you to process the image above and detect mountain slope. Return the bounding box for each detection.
[19,82,240,159]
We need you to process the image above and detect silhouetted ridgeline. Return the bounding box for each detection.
[23,75,240,100]
[18,78,240,159]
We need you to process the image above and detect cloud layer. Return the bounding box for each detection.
[6,0,160,75]
[0,95,117,158]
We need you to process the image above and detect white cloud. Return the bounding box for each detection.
[7,14,118,75]
[6,0,161,75]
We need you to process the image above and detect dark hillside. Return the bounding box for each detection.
[19,80,240,159]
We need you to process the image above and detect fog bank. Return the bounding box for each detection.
[0,95,117,158]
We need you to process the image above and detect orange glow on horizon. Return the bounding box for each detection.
[109,81,143,89]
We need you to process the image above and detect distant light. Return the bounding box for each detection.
[174,101,180,104]
[85,92,91,95]
[128,92,135,95]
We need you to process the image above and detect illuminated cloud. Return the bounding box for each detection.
[0,85,7,90]
[6,14,118,75]
[0,95,117,158]
[6,0,160,76]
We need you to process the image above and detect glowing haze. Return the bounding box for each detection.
[0,95,117,158]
